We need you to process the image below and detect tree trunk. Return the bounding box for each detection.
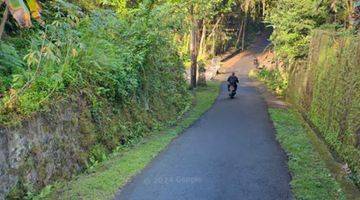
[0,5,9,40]
[212,31,216,56]
[236,18,244,49]
[209,16,223,56]
[199,20,206,56]
[347,0,353,28]
[209,16,222,37]
[241,15,248,51]
[190,5,198,89]
[262,0,266,16]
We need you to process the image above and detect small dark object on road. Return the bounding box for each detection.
[227,72,239,98]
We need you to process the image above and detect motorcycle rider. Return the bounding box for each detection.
[227,72,239,91]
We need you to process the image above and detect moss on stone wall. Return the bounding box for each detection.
[2,83,191,199]
[287,30,360,187]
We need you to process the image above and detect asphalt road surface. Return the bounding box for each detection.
[115,36,292,200]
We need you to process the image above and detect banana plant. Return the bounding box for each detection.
[1,0,43,32]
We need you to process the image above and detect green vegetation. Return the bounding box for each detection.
[0,0,43,29]
[1,2,190,125]
[3,4,193,196]
[266,0,359,60]
[0,0,265,198]
[256,31,360,190]
[0,0,265,124]
[2,1,192,198]
[287,31,360,188]
[256,0,360,189]
[1,0,359,198]
[250,68,288,96]
[269,108,345,200]
[34,82,220,200]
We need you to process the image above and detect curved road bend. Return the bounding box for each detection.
[115,36,293,200]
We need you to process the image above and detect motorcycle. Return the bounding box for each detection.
[229,85,236,99]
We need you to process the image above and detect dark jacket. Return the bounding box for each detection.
[227,75,239,85]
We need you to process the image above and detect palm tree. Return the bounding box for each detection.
[0,0,43,39]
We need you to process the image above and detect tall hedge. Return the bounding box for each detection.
[287,30,360,185]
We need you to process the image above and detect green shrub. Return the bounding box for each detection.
[0,42,24,94]
[256,68,288,96]
[0,1,190,124]
[89,144,108,165]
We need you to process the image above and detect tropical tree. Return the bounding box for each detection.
[179,0,231,88]
[315,0,360,27]
[181,0,267,88]
[0,0,43,38]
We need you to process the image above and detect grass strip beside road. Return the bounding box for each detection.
[269,108,345,200]
[36,82,220,200]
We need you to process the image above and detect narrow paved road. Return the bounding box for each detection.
[115,36,292,200]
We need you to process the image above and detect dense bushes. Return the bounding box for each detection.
[0,1,190,125]
[0,2,191,197]
[287,30,360,186]
[254,68,288,96]
[266,0,359,62]
[266,0,329,60]
[0,43,24,95]
[1,0,192,148]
